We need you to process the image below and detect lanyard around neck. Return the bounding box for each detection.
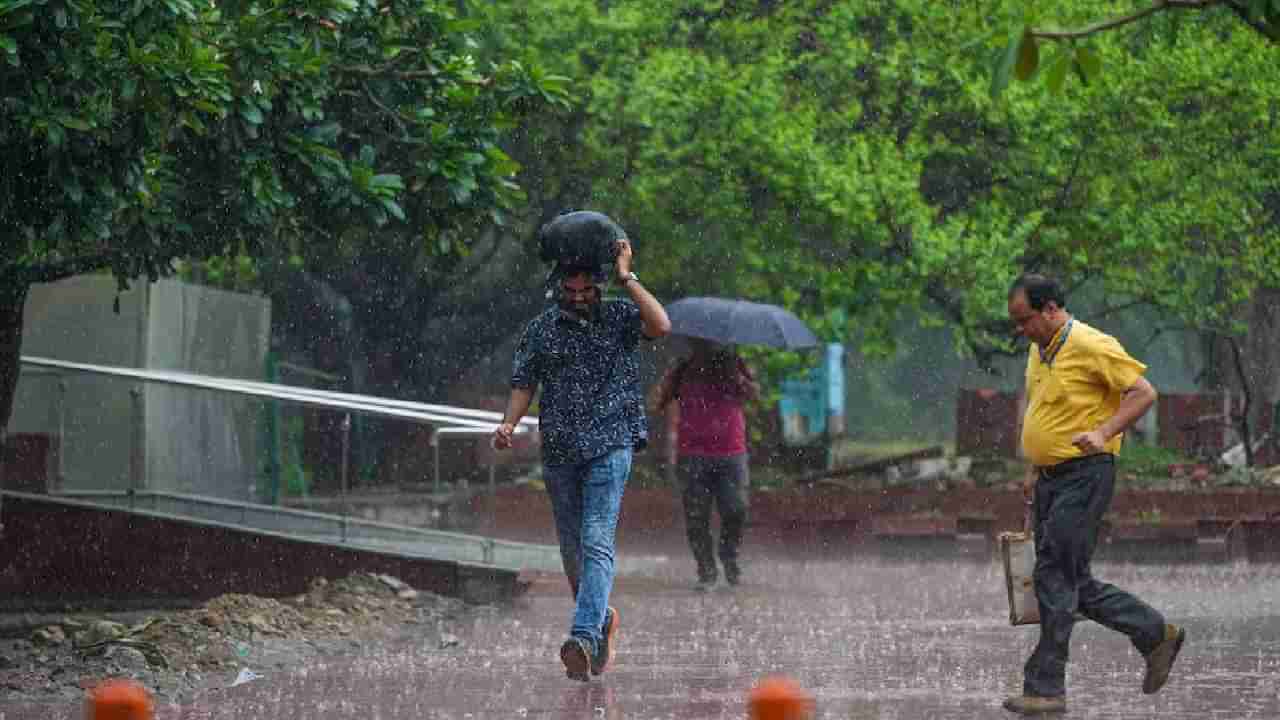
[1039,317,1073,368]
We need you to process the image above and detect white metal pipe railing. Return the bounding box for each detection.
[19,355,539,501]
[172,370,537,428]
[430,426,514,526]
[20,356,533,430]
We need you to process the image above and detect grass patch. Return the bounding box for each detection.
[1116,443,1195,479]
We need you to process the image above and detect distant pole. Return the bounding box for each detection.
[264,351,283,505]
[54,377,67,493]
[129,385,144,509]
[488,450,497,532]
[823,343,845,471]
[433,431,441,494]
[340,413,351,542]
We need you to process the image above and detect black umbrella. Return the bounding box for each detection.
[666,297,819,349]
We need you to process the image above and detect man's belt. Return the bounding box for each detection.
[1036,453,1114,480]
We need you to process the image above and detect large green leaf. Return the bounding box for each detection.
[1014,32,1039,81]
[1044,47,1070,94]
[990,25,1026,98]
[1074,46,1101,82]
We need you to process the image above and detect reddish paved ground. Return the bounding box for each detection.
[8,483,1280,718]
[5,542,1280,719]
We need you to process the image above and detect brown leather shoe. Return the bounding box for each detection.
[1002,695,1067,715]
[1143,623,1187,694]
[591,606,619,675]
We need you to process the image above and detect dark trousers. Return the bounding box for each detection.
[679,453,749,583]
[1024,454,1167,697]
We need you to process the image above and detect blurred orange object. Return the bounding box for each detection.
[748,675,814,720]
[85,678,154,720]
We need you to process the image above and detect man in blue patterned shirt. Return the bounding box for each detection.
[494,231,670,681]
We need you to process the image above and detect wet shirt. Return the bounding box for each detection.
[676,379,748,457]
[670,360,751,457]
[1020,319,1147,467]
[511,300,647,466]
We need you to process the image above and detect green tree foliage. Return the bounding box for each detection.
[0,0,567,435]
[985,0,1280,98]
[476,1,1277,466]
[4,0,1276,467]
[483,1,1278,358]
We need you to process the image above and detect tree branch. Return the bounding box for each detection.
[337,61,493,85]
[1028,0,1226,40]
[333,50,418,79]
[1040,147,1085,234]
[1225,0,1280,40]
[363,81,410,136]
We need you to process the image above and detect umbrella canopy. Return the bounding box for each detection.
[665,297,819,349]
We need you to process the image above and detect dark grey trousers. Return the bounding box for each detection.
[679,453,750,583]
[1024,454,1167,698]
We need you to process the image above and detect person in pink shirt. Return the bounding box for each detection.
[652,339,758,590]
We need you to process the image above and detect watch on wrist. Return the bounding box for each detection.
[619,271,638,285]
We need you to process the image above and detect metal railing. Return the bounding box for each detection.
[17,355,536,521]
[21,356,535,430]
[9,355,555,568]
[433,427,501,494]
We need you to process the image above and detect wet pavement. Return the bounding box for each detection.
[5,547,1280,719]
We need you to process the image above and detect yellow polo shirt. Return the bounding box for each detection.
[1020,319,1147,467]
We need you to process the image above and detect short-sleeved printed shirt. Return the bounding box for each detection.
[1020,319,1147,467]
[511,300,648,466]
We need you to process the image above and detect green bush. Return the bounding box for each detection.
[1117,443,1194,478]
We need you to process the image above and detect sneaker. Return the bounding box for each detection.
[1142,624,1187,694]
[723,562,741,587]
[695,578,716,592]
[592,606,619,675]
[697,565,718,585]
[1002,695,1067,715]
[560,636,592,682]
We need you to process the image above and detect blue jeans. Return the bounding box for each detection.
[543,446,632,650]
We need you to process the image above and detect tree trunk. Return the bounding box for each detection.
[0,280,30,441]
[1245,288,1280,434]
[1206,289,1280,466]
[1227,335,1255,468]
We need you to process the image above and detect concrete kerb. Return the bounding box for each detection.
[0,490,557,604]
[50,489,565,571]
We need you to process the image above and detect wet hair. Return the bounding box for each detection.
[1008,273,1066,311]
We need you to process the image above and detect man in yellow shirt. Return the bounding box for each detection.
[1003,274,1186,716]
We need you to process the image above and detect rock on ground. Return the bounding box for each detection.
[0,573,471,704]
